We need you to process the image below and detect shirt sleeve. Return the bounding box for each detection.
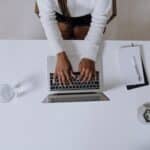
[37,0,64,56]
[79,0,112,61]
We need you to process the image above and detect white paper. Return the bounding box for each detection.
[119,45,144,85]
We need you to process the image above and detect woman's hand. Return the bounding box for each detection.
[55,52,73,85]
[79,58,96,82]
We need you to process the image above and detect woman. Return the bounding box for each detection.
[37,0,112,84]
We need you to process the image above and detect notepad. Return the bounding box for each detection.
[119,45,145,86]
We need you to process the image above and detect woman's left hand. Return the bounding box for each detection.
[79,58,96,82]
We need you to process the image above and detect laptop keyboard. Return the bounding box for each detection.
[49,72,100,91]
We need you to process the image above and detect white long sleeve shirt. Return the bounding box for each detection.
[37,0,112,61]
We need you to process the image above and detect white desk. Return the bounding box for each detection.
[0,40,150,150]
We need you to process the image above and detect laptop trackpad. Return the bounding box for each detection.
[43,93,109,103]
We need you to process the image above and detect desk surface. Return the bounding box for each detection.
[0,40,150,150]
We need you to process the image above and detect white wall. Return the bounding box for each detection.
[0,0,150,40]
[106,0,150,40]
[0,0,45,39]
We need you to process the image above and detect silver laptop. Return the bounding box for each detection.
[43,45,109,103]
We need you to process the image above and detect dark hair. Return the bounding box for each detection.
[58,0,70,17]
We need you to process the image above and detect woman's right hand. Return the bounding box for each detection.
[55,52,73,85]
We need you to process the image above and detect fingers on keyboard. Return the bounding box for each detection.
[50,72,99,91]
